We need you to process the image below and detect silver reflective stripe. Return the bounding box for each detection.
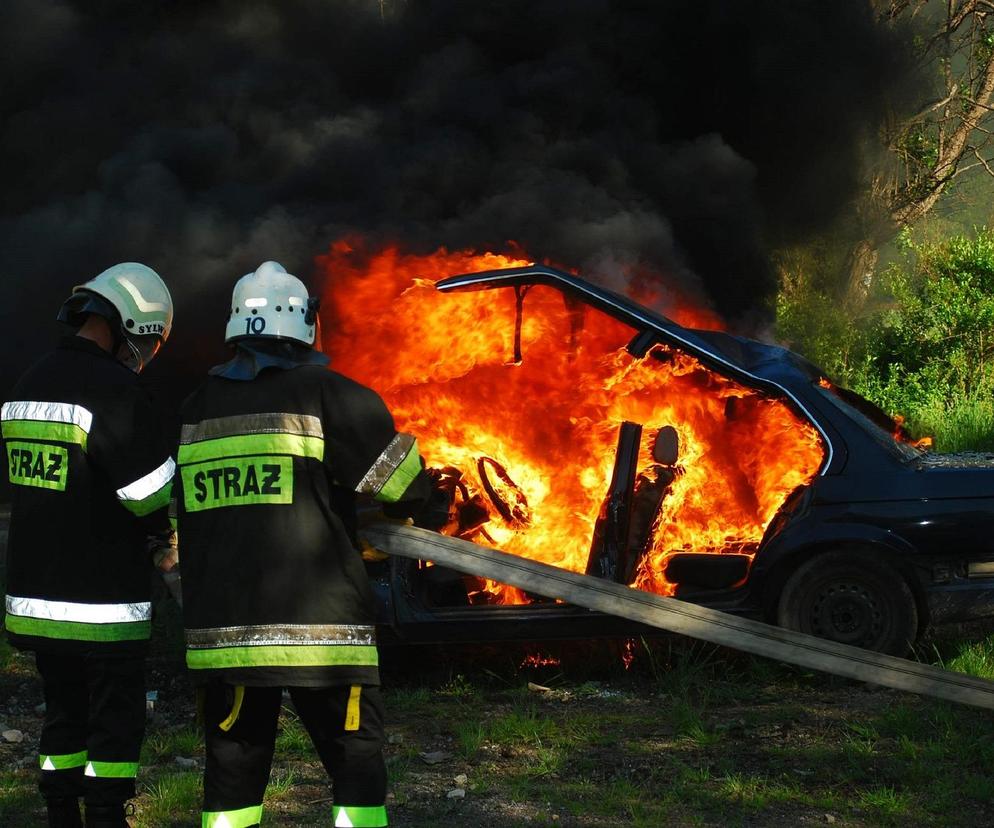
[180,412,323,444]
[356,433,415,496]
[116,457,175,501]
[1,401,93,433]
[185,623,376,649]
[6,595,151,624]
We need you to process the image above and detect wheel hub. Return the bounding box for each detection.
[810,581,883,647]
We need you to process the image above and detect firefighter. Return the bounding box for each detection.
[2,263,176,828]
[175,261,434,828]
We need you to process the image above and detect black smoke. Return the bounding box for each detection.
[0,0,911,401]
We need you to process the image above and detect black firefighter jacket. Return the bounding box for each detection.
[2,336,174,656]
[175,360,430,688]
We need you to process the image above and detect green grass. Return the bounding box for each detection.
[0,769,39,826]
[266,767,297,799]
[135,771,200,828]
[454,720,485,758]
[4,633,994,826]
[937,632,994,679]
[906,394,994,452]
[141,725,200,764]
[275,707,312,756]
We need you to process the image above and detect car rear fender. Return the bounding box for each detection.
[756,524,928,627]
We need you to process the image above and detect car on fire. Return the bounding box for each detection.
[359,264,994,657]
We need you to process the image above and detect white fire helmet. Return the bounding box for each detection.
[60,262,173,373]
[225,261,318,347]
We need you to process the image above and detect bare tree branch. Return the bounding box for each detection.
[891,40,994,224]
[904,85,962,123]
[848,0,994,303]
[965,145,994,175]
[950,0,981,32]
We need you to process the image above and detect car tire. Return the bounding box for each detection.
[776,550,918,656]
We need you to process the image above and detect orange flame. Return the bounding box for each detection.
[818,378,933,451]
[319,240,825,603]
[892,414,934,450]
[520,653,562,669]
[622,639,636,670]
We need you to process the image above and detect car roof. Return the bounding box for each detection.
[436,265,823,387]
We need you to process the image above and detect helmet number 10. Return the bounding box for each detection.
[245,317,267,335]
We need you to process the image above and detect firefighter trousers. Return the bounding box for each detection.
[202,682,387,827]
[34,652,145,807]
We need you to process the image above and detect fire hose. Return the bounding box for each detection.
[361,522,994,710]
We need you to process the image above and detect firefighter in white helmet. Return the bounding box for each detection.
[175,261,441,827]
[2,263,176,827]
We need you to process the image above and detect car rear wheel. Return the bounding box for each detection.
[777,550,918,656]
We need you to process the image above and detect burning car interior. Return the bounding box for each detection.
[326,247,994,657]
[325,247,827,618]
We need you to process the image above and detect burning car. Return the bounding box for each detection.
[322,249,994,656]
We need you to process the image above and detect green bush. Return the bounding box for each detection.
[777,229,994,451]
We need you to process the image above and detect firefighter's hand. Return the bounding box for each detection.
[360,537,390,562]
[149,531,179,573]
[414,480,453,530]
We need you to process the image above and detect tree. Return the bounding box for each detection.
[846,0,994,304]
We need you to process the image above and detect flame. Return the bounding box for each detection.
[892,414,933,450]
[622,639,636,670]
[319,239,825,603]
[520,653,561,669]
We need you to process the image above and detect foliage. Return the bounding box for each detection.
[777,228,994,451]
[863,230,994,408]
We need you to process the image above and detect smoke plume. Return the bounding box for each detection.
[0,0,910,399]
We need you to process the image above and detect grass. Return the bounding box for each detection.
[385,637,994,825]
[141,725,200,765]
[907,393,994,452]
[936,634,994,679]
[136,771,200,828]
[274,707,312,757]
[0,769,37,826]
[3,630,994,825]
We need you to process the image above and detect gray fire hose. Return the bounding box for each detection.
[362,523,994,710]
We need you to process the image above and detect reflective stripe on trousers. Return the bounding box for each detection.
[333,804,388,827]
[202,804,263,828]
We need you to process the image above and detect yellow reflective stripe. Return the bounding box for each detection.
[186,644,379,670]
[40,750,87,770]
[2,421,88,450]
[376,440,422,503]
[6,615,151,642]
[85,760,138,778]
[177,433,323,465]
[345,685,361,731]
[202,804,263,828]
[333,804,388,827]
